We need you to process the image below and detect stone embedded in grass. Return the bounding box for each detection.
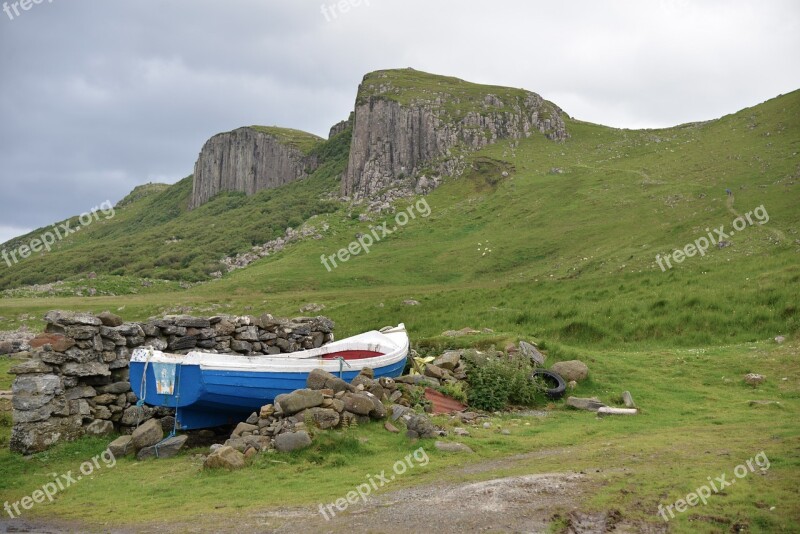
[204,445,246,470]
[274,430,312,453]
[435,441,474,453]
[107,435,134,457]
[744,373,765,386]
[622,391,636,409]
[566,397,607,412]
[551,360,589,382]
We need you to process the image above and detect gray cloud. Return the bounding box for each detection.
[1,0,798,242]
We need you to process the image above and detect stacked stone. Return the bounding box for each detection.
[9,310,336,455]
[217,368,392,460]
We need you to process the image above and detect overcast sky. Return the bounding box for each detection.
[1,0,798,244]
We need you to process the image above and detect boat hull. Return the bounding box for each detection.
[129,324,409,429]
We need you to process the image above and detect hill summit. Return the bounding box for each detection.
[188,68,569,209]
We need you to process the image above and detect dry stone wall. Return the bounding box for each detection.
[8,310,335,455]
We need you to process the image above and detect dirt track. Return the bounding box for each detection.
[0,449,666,534]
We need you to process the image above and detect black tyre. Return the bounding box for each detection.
[532,369,566,400]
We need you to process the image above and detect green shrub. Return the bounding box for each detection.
[464,352,541,410]
[436,381,467,404]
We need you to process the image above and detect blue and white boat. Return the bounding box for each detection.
[129,324,409,429]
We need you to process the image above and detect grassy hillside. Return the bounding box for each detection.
[0,74,798,532]
[0,127,351,290]
[1,76,797,351]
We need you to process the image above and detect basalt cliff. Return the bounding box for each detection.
[188,68,568,209]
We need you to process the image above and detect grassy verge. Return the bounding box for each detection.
[0,341,797,532]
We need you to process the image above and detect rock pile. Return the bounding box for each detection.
[211,368,395,464]
[9,310,336,455]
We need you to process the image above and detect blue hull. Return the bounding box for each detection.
[130,358,406,429]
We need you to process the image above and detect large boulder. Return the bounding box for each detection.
[278,389,324,415]
[274,431,312,453]
[551,360,589,382]
[131,418,163,450]
[204,445,246,470]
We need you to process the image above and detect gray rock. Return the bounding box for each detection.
[137,435,187,460]
[519,341,545,366]
[343,392,375,416]
[45,310,102,327]
[12,375,62,410]
[406,414,437,438]
[62,362,111,378]
[246,412,259,425]
[744,373,765,386]
[622,391,636,409]
[232,422,259,437]
[8,359,54,375]
[107,435,134,457]
[434,441,474,453]
[390,404,413,421]
[10,415,83,454]
[274,431,312,453]
[278,389,324,415]
[305,407,340,430]
[204,445,246,470]
[131,418,163,450]
[97,381,131,394]
[566,396,607,412]
[64,386,97,400]
[85,419,114,436]
[433,351,462,371]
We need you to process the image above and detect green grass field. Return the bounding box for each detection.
[0,72,798,531]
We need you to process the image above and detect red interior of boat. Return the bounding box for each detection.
[322,350,383,360]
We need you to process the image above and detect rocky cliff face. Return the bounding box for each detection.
[342,69,569,199]
[189,127,320,209]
